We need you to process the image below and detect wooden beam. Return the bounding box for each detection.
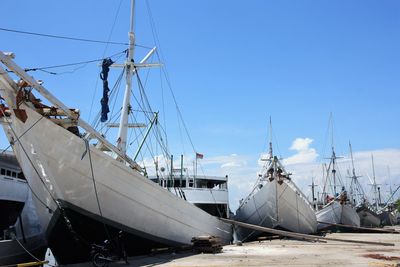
[220,218,395,247]
[317,221,399,234]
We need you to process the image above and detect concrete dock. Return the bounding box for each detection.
[125,228,400,267]
[60,227,400,267]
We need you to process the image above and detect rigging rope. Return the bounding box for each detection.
[82,139,113,243]
[0,112,51,211]
[15,238,56,267]
[22,50,126,74]
[0,27,154,47]
[0,107,87,245]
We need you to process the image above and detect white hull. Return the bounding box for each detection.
[234,179,317,241]
[378,210,396,226]
[1,125,53,236]
[0,177,46,264]
[7,104,231,264]
[316,201,360,230]
[0,176,27,204]
[356,205,381,227]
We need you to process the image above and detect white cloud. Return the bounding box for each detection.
[282,147,400,205]
[290,137,313,151]
[209,147,400,212]
[137,145,400,213]
[283,137,318,165]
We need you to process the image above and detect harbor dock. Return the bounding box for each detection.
[65,227,400,267]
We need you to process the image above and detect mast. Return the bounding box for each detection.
[348,142,365,205]
[331,147,337,196]
[268,116,273,159]
[117,0,136,154]
[348,142,356,204]
[387,166,393,197]
[309,177,317,209]
[371,154,379,210]
[349,142,356,178]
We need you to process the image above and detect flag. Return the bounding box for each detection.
[196,152,204,159]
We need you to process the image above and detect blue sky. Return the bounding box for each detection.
[1,1,399,209]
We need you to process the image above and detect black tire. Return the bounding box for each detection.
[92,252,108,267]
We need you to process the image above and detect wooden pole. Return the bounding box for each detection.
[17,261,49,267]
[317,221,399,234]
[220,218,395,247]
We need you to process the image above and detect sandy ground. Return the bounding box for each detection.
[125,228,400,267]
[61,227,400,267]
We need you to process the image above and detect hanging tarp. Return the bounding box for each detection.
[100,58,114,122]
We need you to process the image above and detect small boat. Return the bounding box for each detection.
[347,143,381,228]
[356,203,381,227]
[234,124,317,241]
[377,208,396,226]
[0,152,46,265]
[316,146,360,231]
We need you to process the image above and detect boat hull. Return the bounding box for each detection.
[0,190,46,265]
[378,211,396,226]
[0,156,46,265]
[234,179,317,241]
[356,205,381,228]
[0,160,28,231]
[316,201,360,231]
[7,104,231,264]
[0,235,46,265]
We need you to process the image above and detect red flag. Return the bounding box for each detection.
[196,152,204,159]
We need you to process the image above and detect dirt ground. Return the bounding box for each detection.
[66,226,400,267]
[126,227,400,267]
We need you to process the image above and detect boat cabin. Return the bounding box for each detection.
[149,172,229,218]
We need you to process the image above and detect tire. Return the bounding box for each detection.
[92,252,108,267]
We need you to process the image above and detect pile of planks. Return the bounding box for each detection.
[191,235,222,253]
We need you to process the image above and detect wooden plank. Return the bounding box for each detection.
[17,261,49,267]
[317,221,399,234]
[220,218,395,247]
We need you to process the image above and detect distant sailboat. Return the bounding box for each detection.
[370,155,396,226]
[348,145,381,228]
[0,1,231,264]
[316,146,360,231]
[234,120,317,241]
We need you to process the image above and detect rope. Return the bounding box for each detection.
[238,200,271,242]
[0,110,51,211]
[21,50,126,75]
[208,188,224,218]
[15,238,56,267]
[1,108,87,245]
[1,114,45,153]
[82,139,113,244]
[88,0,124,123]
[0,27,131,46]
[146,0,202,170]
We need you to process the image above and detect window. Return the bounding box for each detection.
[6,170,11,177]
[0,168,5,175]
[18,172,25,180]
[12,172,16,178]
